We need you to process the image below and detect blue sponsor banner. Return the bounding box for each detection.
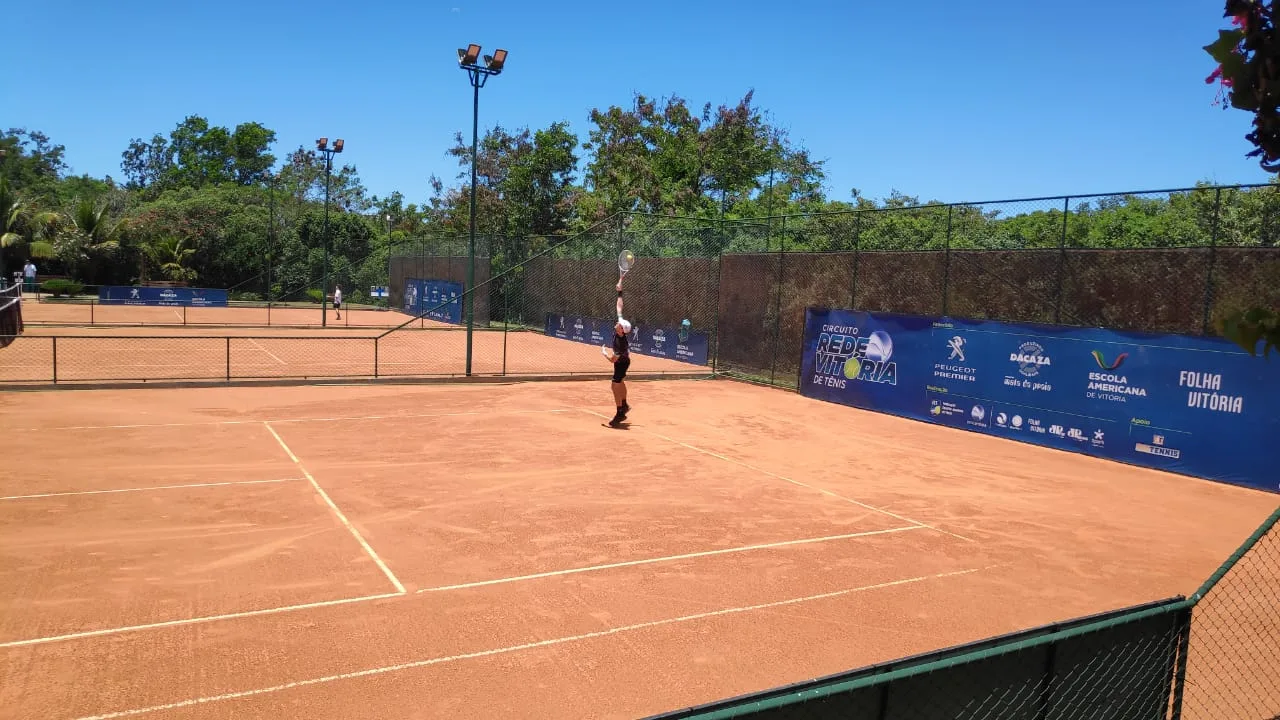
[98,286,228,307]
[544,313,709,366]
[799,307,1280,494]
[403,278,463,324]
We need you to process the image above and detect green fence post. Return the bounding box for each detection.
[1167,605,1193,720]
[1201,187,1222,335]
[770,215,786,386]
[942,205,953,316]
[1053,196,1070,324]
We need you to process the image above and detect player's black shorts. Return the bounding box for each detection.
[612,355,630,383]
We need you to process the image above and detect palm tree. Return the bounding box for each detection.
[144,235,197,283]
[57,197,125,282]
[0,178,57,281]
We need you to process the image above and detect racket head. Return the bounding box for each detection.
[618,249,635,273]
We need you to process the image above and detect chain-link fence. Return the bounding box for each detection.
[1178,507,1280,720]
[644,506,1279,720]
[6,182,1280,385]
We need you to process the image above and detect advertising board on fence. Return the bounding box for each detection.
[98,286,228,307]
[544,313,709,366]
[799,307,1279,493]
[403,278,463,324]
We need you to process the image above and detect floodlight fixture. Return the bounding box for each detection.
[458,44,481,66]
[317,138,328,150]
[333,138,344,153]
[483,49,507,72]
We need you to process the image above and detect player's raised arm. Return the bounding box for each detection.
[616,279,624,318]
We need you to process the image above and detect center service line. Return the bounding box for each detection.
[262,422,406,594]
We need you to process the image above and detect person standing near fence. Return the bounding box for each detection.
[23,260,36,293]
[333,284,342,320]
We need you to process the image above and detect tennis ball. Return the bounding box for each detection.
[843,357,861,380]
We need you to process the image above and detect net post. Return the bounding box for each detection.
[374,336,379,379]
[501,279,509,376]
[225,337,231,382]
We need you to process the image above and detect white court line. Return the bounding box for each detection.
[263,422,406,595]
[0,477,302,501]
[248,338,287,365]
[11,408,572,433]
[171,309,184,323]
[72,565,994,720]
[417,525,925,593]
[580,408,974,544]
[0,525,934,647]
[0,592,404,649]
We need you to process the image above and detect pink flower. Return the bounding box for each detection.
[1206,66,1224,84]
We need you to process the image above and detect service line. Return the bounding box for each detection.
[0,477,302,501]
[73,565,995,719]
[263,422,406,594]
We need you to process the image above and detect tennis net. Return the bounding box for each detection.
[1,282,24,349]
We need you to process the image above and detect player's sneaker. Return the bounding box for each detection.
[620,402,630,419]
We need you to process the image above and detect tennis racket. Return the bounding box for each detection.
[618,249,635,281]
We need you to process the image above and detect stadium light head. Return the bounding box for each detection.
[458,44,481,66]
[333,139,344,153]
[483,49,507,72]
[316,138,328,151]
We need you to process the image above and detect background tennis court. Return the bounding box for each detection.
[3,306,707,384]
[0,378,1274,719]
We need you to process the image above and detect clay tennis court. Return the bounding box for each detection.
[0,377,1274,720]
[21,300,408,328]
[3,319,705,384]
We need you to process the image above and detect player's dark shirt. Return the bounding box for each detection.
[613,329,630,358]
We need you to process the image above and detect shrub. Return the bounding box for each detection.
[41,279,85,297]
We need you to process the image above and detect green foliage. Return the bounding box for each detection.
[121,116,277,195]
[1218,307,1280,357]
[305,288,324,304]
[40,279,83,297]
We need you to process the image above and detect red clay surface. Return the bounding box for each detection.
[0,379,1275,720]
[22,301,408,328]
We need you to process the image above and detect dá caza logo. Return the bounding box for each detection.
[1011,341,1050,377]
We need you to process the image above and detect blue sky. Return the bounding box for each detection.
[4,0,1270,207]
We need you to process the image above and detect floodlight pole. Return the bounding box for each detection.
[315,138,343,328]
[267,171,276,308]
[458,44,506,376]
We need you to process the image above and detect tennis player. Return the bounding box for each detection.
[333,285,342,320]
[606,278,631,427]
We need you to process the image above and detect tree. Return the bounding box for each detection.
[1205,0,1280,356]
[120,116,277,195]
[143,236,197,283]
[1,128,68,202]
[0,178,58,280]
